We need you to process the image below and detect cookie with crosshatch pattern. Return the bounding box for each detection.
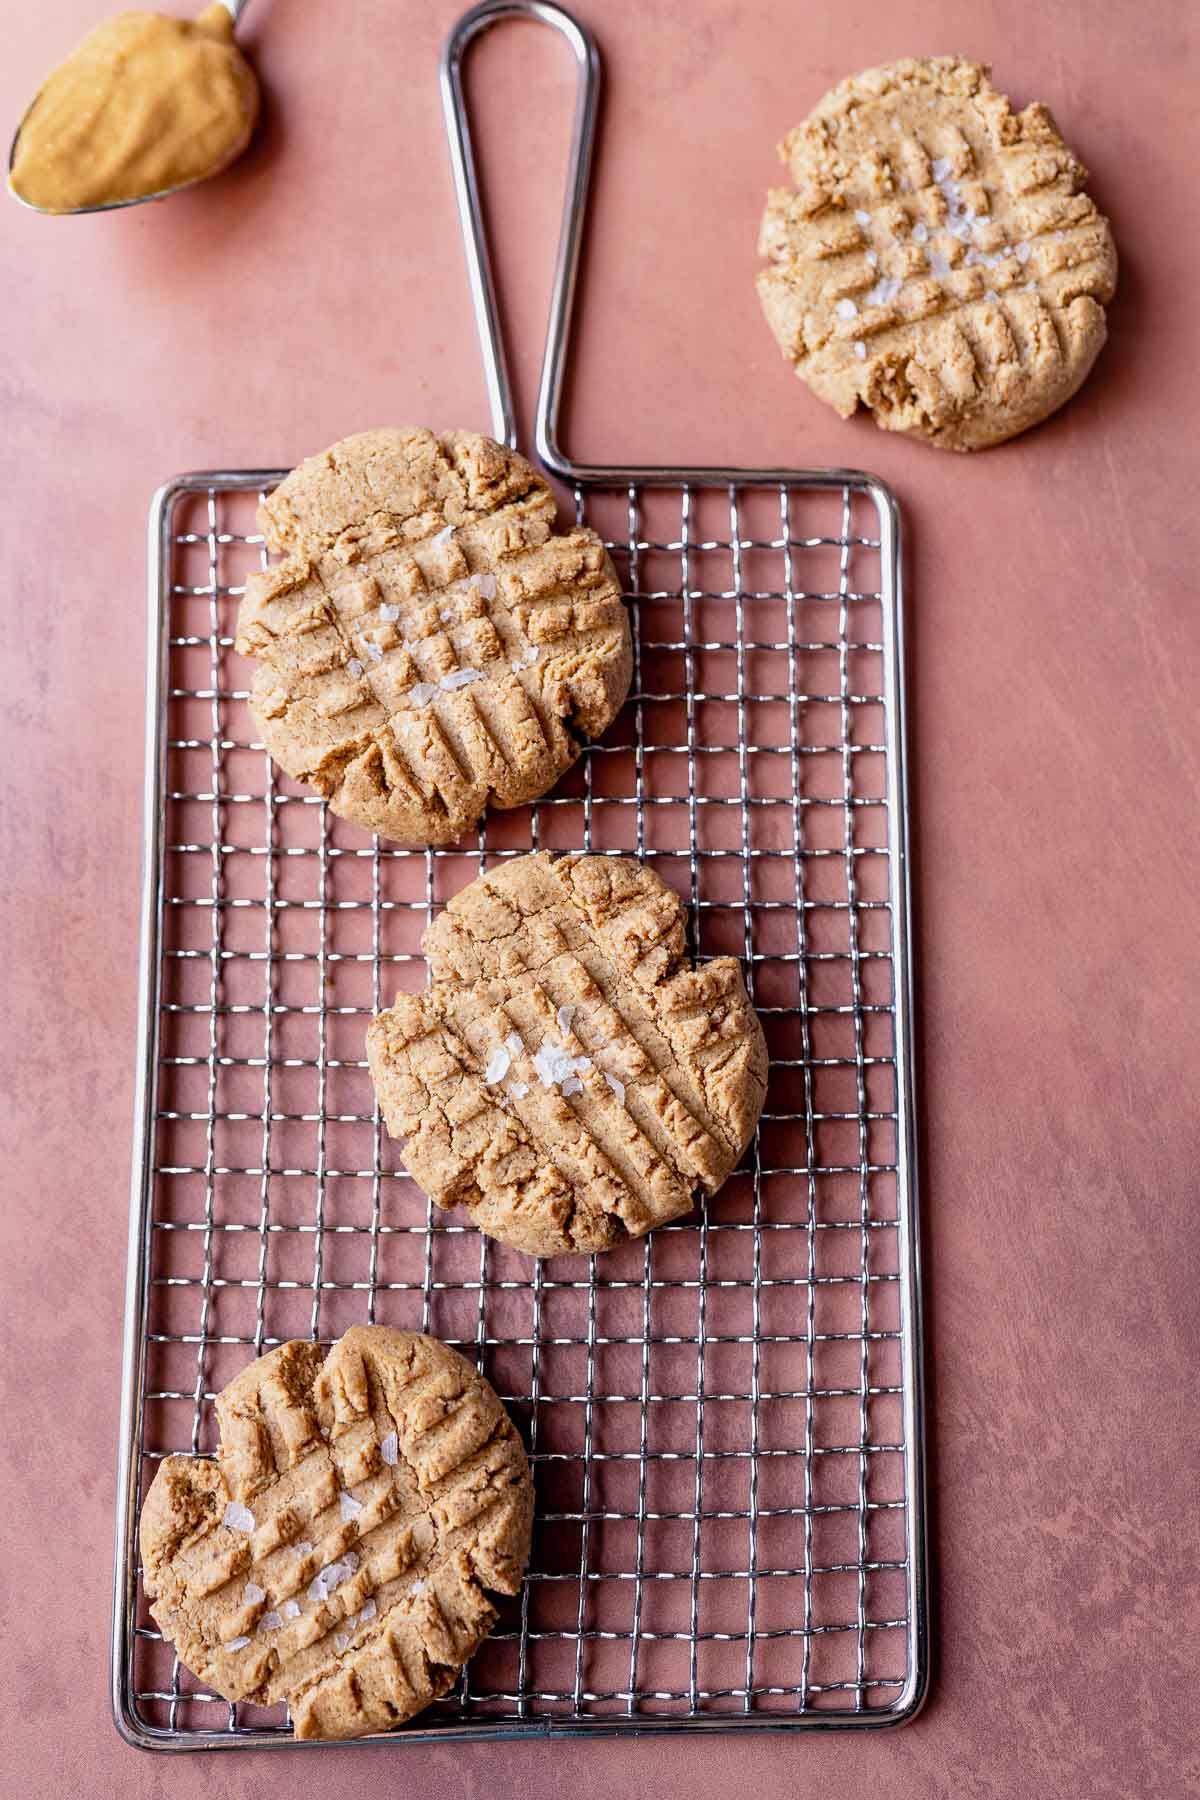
[138,1326,533,1740]
[365,852,768,1257]
[757,58,1117,449]
[234,428,632,844]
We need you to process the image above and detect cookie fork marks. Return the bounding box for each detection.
[757,57,1117,449]
[138,1329,533,1740]
[366,853,768,1257]
[234,429,632,844]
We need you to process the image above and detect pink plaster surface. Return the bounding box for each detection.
[2,0,1198,1794]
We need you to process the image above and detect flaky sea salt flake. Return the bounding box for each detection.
[346,658,364,680]
[293,1541,314,1558]
[243,1581,265,1605]
[378,601,400,621]
[358,1596,377,1623]
[854,341,867,361]
[339,1490,363,1523]
[258,1611,283,1633]
[309,1554,357,1603]
[483,1045,511,1085]
[509,1080,529,1099]
[533,1038,578,1090]
[440,667,483,691]
[408,682,438,706]
[380,1430,398,1466]
[505,1032,523,1057]
[282,1599,301,1620]
[223,1502,256,1535]
[1015,241,1032,264]
[604,1072,626,1104]
[866,275,902,308]
[911,221,929,244]
[556,1003,576,1036]
[472,572,498,600]
[834,297,858,320]
[334,1632,350,1653]
[432,524,455,546]
[931,156,952,182]
[854,208,871,227]
[226,1636,251,1652]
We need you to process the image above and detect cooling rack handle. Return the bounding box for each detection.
[440,0,600,461]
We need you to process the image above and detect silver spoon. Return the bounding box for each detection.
[8,0,254,215]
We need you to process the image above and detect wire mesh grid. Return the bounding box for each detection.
[114,466,924,1747]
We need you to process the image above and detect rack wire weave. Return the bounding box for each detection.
[113,460,925,1747]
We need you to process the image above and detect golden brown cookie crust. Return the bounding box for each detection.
[757,58,1117,450]
[235,429,632,844]
[366,853,769,1258]
[139,1327,533,1740]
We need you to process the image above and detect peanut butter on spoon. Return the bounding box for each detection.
[9,3,259,214]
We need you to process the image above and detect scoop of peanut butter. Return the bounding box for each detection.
[9,5,259,214]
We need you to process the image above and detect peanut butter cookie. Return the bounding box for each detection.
[757,58,1117,449]
[235,429,632,843]
[366,853,768,1258]
[139,1327,533,1740]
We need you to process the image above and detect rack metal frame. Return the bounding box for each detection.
[112,0,927,1749]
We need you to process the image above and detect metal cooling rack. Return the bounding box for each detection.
[112,0,926,1749]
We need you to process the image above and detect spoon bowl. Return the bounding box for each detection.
[8,0,253,216]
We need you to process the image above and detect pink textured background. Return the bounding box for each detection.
[2,0,1198,1794]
